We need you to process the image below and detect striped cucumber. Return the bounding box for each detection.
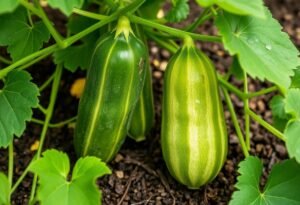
[128,64,154,141]
[128,25,155,142]
[161,37,228,189]
[74,16,147,162]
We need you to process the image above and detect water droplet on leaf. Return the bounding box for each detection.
[266,44,272,50]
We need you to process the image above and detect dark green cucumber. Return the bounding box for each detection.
[128,64,154,141]
[74,16,147,162]
[128,24,155,142]
[161,37,228,189]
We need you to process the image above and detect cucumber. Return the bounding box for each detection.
[161,37,228,188]
[74,16,147,162]
[128,24,155,142]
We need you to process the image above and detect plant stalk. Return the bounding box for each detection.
[222,88,249,157]
[243,73,250,150]
[29,65,63,204]
[246,108,285,141]
[8,143,14,204]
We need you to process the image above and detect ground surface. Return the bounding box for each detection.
[0,0,299,204]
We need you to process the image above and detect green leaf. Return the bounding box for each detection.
[270,95,290,131]
[285,88,300,119]
[230,56,244,80]
[196,0,265,18]
[48,0,84,16]
[230,156,300,205]
[166,0,189,22]
[0,7,50,61]
[29,149,111,205]
[0,173,9,205]
[0,70,39,147]
[215,8,300,90]
[54,16,98,72]
[290,67,300,89]
[0,0,19,14]
[284,120,300,163]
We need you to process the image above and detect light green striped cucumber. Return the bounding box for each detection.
[128,25,155,142]
[161,37,228,189]
[74,16,147,162]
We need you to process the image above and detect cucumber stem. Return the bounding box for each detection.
[115,16,133,40]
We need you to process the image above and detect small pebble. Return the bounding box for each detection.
[275,144,287,158]
[115,184,124,194]
[115,170,124,179]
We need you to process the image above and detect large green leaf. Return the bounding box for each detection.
[0,173,9,205]
[284,120,300,163]
[196,0,265,18]
[0,0,19,14]
[215,9,300,90]
[29,149,111,205]
[54,15,98,72]
[290,67,300,89]
[285,88,300,119]
[230,156,300,205]
[0,7,50,61]
[48,0,84,16]
[270,95,290,131]
[0,70,39,147]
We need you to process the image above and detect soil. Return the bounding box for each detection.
[0,0,299,204]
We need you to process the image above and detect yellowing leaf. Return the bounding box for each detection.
[70,78,86,98]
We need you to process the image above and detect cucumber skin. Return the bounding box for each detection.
[128,25,155,142]
[161,45,228,189]
[128,64,155,141]
[74,33,147,162]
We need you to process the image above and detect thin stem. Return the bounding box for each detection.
[19,0,42,17]
[185,8,211,32]
[17,52,51,71]
[29,65,63,204]
[71,9,221,42]
[243,73,250,150]
[246,108,285,141]
[73,8,107,20]
[31,118,45,126]
[39,73,55,92]
[26,8,34,27]
[37,104,47,115]
[11,156,36,194]
[103,0,118,10]
[218,75,246,99]
[0,44,58,79]
[222,88,249,157]
[50,116,77,128]
[146,32,178,54]
[218,75,278,100]
[0,56,12,64]
[31,116,77,128]
[129,15,222,42]
[8,143,14,203]
[247,86,278,98]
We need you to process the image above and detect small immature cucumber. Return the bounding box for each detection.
[74,16,147,162]
[128,25,155,142]
[161,37,228,189]
[128,64,155,141]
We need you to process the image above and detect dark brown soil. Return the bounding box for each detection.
[0,0,299,204]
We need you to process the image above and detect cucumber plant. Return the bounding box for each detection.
[0,0,299,204]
